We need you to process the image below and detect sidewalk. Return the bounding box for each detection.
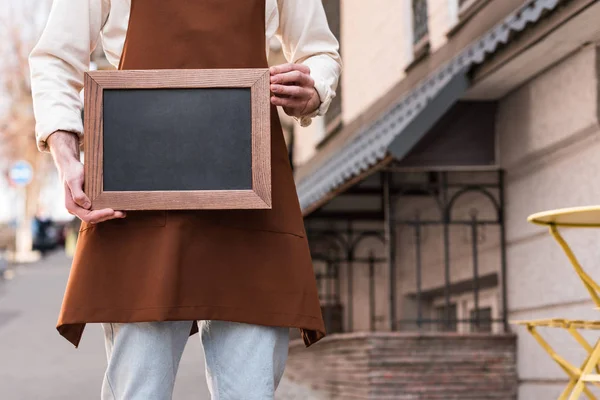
[0,251,208,400]
[0,251,308,399]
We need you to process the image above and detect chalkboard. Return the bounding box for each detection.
[83,69,271,210]
[103,88,252,191]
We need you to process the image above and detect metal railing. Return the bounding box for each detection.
[307,170,507,335]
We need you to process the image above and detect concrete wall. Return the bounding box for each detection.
[497,44,600,399]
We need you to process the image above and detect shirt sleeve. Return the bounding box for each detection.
[29,0,110,152]
[276,0,342,127]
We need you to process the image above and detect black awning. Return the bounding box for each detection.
[388,69,470,161]
[395,99,498,169]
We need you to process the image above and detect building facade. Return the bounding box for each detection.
[280,0,600,399]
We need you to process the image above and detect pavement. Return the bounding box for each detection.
[0,251,210,400]
[0,251,313,400]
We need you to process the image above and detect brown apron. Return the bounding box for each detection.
[59,0,325,347]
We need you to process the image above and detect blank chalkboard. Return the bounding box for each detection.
[83,69,271,210]
[103,88,252,191]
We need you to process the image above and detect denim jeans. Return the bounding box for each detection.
[101,321,290,400]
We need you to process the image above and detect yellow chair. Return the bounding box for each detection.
[512,319,600,399]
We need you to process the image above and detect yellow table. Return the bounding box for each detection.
[528,206,600,307]
[526,206,600,399]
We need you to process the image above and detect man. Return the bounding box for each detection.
[29,0,341,399]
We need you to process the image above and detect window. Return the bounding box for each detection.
[407,0,430,69]
[322,0,342,135]
[463,291,499,334]
[469,307,493,333]
[435,303,457,332]
[430,286,499,334]
[412,0,429,46]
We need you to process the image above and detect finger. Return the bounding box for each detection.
[271,95,305,109]
[85,210,126,220]
[66,176,91,209]
[90,213,124,224]
[65,190,116,223]
[88,209,127,223]
[79,209,117,224]
[64,178,126,222]
[271,70,313,87]
[271,84,312,99]
[270,63,310,76]
[85,208,119,224]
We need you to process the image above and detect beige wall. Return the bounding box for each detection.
[293,0,459,167]
[315,44,600,400]
[329,44,600,395]
[298,3,600,400]
[339,0,411,124]
[498,44,600,399]
[291,117,325,167]
[338,0,456,124]
[428,0,454,51]
[292,0,412,167]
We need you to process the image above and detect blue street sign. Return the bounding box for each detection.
[9,160,33,187]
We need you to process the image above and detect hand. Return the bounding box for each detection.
[270,63,320,118]
[47,131,126,224]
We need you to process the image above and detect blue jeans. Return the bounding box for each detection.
[101,321,290,400]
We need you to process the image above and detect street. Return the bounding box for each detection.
[0,251,210,400]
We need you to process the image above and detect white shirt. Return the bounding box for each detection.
[29,0,342,152]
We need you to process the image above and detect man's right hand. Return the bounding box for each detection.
[47,131,126,224]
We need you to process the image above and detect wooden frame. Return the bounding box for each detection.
[84,69,271,210]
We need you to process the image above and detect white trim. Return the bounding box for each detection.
[403,0,416,66]
[449,0,460,27]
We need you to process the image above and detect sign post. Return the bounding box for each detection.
[8,161,35,263]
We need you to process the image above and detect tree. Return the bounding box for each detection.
[0,0,53,256]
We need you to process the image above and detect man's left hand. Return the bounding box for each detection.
[270,63,320,118]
